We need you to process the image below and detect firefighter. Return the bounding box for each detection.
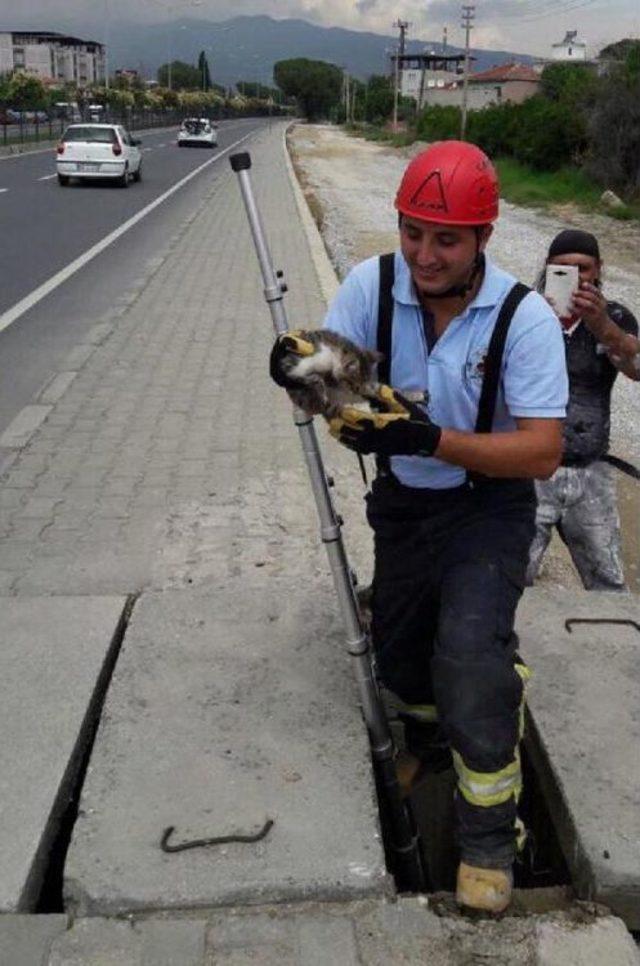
[271,141,568,912]
[526,229,640,590]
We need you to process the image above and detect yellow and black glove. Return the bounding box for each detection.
[269,331,315,389]
[329,386,441,457]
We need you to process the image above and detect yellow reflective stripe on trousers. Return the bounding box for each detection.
[453,750,522,807]
[400,703,438,723]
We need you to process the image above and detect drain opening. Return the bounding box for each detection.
[32,594,138,913]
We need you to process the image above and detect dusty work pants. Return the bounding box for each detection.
[526,462,625,590]
[366,474,536,869]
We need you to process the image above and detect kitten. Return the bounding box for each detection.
[278,329,384,418]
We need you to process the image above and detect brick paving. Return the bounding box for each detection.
[0,123,343,600]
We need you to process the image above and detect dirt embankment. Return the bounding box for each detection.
[287,123,640,592]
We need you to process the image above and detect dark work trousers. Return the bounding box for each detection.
[366,473,536,869]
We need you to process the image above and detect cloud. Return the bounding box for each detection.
[7,0,640,58]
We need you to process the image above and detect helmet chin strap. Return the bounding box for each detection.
[424,230,486,300]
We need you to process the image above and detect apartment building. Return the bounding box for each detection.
[0,31,105,85]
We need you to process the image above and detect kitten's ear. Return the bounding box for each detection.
[367,349,384,364]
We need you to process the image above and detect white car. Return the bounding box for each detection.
[56,124,142,187]
[177,117,218,148]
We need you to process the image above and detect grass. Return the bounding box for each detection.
[346,122,415,148]
[495,157,640,220]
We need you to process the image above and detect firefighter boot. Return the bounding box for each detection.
[456,862,513,913]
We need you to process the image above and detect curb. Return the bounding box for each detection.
[282,123,339,307]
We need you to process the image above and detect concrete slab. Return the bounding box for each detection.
[517,588,640,927]
[64,588,391,915]
[0,596,128,912]
[535,916,640,966]
[0,914,67,966]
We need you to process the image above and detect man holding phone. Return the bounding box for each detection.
[527,228,640,589]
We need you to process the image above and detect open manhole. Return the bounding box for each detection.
[372,711,571,907]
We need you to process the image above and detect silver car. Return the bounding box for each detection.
[177,117,218,148]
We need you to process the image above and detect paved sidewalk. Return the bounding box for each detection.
[0,121,359,598]
[2,896,640,966]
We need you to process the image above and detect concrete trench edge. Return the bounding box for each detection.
[21,594,137,913]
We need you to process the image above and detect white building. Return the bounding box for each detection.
[0,31,106,86]
[396,51,466,108]
[551,30,588,62]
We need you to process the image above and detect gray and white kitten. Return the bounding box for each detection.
[281,329,383,418]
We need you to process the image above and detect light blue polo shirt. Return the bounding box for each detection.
[323,252,568,489]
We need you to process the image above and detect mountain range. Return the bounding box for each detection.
[52,14,536,87]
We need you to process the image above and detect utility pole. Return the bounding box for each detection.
[460,4,475,140]
[344,71,350,123]
[442,26,448,53]
[392,19,409,132]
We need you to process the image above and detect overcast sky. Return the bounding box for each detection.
[3,0,639,58]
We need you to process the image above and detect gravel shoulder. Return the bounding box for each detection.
[287,123,640,591]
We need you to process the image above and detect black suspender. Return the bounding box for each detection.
[473,281,530,434]
[376,254,396,476]
[376,255,530,481]
[377,253,395,385]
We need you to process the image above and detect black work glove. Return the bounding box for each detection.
[269,331,315,389]
[329,385,441,457]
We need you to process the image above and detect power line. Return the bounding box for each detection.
[494,0,604,21]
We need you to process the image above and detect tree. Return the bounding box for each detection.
[363,74,394,124]
[157,61,201,90]
[8,71,47,109]
[197,51,212,91]
[274,58,342,120]
[598,38,640,64]
[587,47,640,195]
[540,63,598,110]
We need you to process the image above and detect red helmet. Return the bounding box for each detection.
[395,140,499,226]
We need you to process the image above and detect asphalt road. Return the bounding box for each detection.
[0,117,271,437]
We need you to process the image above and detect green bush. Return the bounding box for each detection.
[507,96,588,170]
[415,104,460,142]
[415,96,586,171]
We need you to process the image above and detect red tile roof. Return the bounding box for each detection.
[468,62,540,84]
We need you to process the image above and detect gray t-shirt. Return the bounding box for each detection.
[562,300,638,465]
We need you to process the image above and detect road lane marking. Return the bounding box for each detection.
[38,174,57,181]
[0,188,7,193]
[0,130,254,336]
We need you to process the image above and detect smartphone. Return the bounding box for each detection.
[544,264,579,320]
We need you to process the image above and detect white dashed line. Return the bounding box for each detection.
[38,174,57,181]
[0,187,8,193]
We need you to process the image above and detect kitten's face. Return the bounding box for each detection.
[335,345,379,388]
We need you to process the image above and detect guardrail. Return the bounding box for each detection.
[0,105,291,147]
